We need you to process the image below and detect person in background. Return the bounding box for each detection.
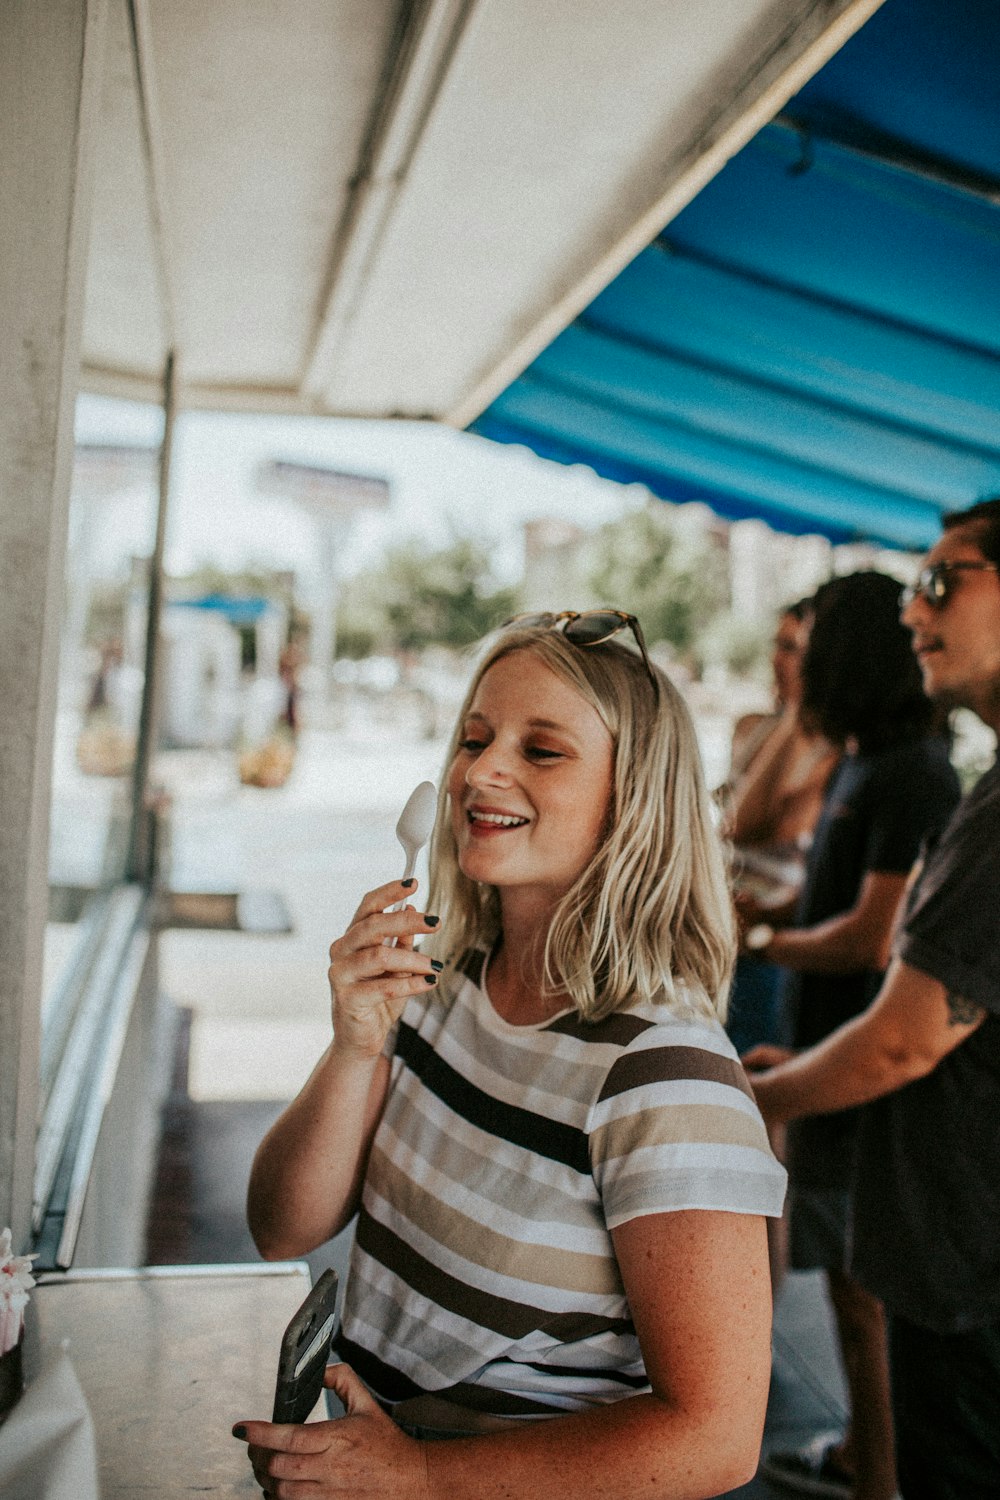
[235,609,785,1500]
[278,638,305,736]
[742,572,960,1500]
[749,500,1000,1500]
[722,598,840,1057]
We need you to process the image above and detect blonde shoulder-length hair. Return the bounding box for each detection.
[423,623,735,1024]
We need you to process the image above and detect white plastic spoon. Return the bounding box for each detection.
[388,780,437,913]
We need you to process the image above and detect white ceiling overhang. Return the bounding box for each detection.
[80,0,884,423]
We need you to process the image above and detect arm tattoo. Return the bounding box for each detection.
[945,990,986,1027]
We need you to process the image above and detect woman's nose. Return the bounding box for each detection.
[466,741,513,786]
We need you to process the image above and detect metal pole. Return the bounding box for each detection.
[127,348,176,883]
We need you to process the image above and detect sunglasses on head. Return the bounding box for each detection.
[502,610,656,686]
[900,560,1000,611]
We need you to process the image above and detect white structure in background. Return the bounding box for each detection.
[255,461,391,709]
[522,500,856,632]
[158,608,242,749]
[728,517,921,623]
[124,570,288,749]
[65,443,159,682]
[728,518,834,622]
[521,517,593,612]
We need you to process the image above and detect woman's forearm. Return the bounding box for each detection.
[424,1390,762,1500]
[248,876,439,1259]
[727,711,798,845]
[764,869,908,975]
[246,1043,386,1259]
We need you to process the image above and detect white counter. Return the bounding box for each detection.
[33,1262,316,1498]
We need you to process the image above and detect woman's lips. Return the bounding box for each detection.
[465,808,530,835]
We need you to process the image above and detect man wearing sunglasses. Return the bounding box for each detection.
[749,497,1000,1500]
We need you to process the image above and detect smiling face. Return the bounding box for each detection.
[901,525,1000,730]
[447,649,614,916]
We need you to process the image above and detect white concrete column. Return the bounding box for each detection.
[0,0,106,1241]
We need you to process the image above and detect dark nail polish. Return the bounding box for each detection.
[430,959,444,971]
[232,1425,248,1440]
[401,877,415,888]
[424,973,437,985]
[424,914,440,927]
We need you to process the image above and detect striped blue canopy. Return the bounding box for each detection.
[472,0,1000,549]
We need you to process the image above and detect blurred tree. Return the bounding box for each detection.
[338,535,519,654]
[697,611,771,680]
[586,505,729,665]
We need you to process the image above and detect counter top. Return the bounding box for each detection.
[34,1262,317,1498]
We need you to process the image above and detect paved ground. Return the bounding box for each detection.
[158,712,446,1100]
[149,713,848,1499]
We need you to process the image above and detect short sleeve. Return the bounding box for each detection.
[588,1026,786,1228]
[895,770,1000,1016]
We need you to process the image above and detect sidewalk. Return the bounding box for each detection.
[158,715,446,1102]
[153,718,848,1497]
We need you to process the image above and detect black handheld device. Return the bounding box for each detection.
[272,1268,340,1424]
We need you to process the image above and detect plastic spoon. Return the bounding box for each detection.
[388,780,437,913]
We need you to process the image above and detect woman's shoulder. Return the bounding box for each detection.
[549,998,754,1097]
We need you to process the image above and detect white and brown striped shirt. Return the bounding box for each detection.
[338,949,786,1418]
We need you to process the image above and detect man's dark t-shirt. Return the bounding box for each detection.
[786,737,960,1190]
[852,757,1000,1333]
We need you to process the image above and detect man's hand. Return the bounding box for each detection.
[742,1044,796,1073]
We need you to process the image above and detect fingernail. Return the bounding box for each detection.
[401,877,415,888]
[430,959,444,971]
[424,973,437,985]
[424,914,440,927]
[232,1424,248,1440]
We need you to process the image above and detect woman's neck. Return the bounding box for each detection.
[488,891,571,1026]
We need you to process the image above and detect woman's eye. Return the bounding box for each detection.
[458,737,488,753]
[525,745,563,761]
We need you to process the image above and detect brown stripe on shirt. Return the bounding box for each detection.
[546,1011,654,1045]
[356,1209,631,1343]
[370,1150,623,1297]
[440,1382,590,1416]
[597,1045,755,1103]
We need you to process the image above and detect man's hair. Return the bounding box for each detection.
[423,625,735,1024]
[942,496,1000,566]
[801,571,936,753]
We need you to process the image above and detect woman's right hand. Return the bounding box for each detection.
[327,879,441,1059]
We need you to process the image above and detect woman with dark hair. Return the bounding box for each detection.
[800,572,941,752]
[741,572,960,1500]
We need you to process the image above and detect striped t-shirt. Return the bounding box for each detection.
[338,949,786,1418]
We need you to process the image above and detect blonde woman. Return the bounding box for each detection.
[237,612,786,1500]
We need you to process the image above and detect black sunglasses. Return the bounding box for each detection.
[502,610,657,685]
[900,560,1000,611]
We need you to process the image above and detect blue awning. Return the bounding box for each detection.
[173,594,273,625]
[471,0,1000,549]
